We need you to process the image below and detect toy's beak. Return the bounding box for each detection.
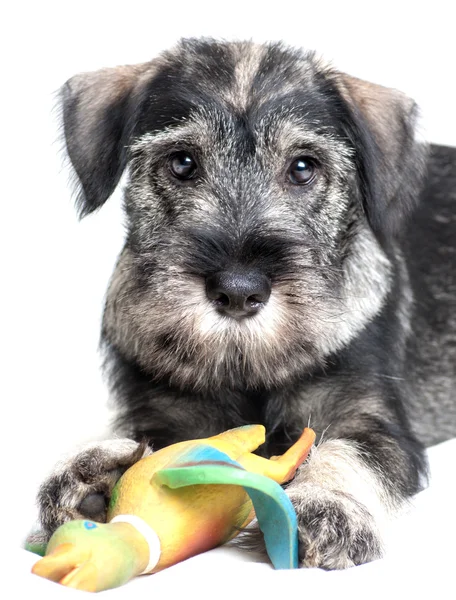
[32,543,97,592]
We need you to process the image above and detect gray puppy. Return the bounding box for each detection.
[34,38,456,570]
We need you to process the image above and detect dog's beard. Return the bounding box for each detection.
[104,225,392,392]
[143,284,320,390]
[105,256,326,389]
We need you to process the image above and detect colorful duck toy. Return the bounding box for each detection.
[32,425,315,592]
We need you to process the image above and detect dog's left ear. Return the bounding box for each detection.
[336,74,427,240]
[61,62,155,218]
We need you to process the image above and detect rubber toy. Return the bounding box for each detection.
[32,425,315,592]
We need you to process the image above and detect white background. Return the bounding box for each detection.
[2,0,455,547]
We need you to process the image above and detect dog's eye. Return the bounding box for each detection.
[288,157,316,185]
[168,152,197,180]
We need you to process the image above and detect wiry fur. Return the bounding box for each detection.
[32,38,456,569]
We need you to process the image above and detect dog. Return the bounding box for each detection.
[33,38,456,570]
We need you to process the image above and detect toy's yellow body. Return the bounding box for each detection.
[32,425,315,592]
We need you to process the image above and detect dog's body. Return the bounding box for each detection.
[35,39,456,570]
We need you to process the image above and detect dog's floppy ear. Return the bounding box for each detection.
[337,74,427,240]
[61,63,154,217]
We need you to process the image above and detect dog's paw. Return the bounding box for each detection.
[289,487,383,569]
[35,438,151,543]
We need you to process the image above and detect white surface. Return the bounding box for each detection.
[2,0,456,594]
[14,439,456,599]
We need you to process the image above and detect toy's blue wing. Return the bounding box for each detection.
[155,444,298,569]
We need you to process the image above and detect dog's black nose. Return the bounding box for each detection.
[206,270,271,318]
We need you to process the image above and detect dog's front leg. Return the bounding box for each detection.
[237,409,426,569]
[29,439,151,547]
[286,437,390,569]
[285,405,427,569]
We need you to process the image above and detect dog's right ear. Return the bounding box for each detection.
[334,74,427,241]
[61,63,154,217]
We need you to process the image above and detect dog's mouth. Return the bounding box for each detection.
[209,297,267,321]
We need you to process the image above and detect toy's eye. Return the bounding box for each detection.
[168,152,197,180]
[288,157,317,185]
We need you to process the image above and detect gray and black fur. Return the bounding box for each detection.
[33,39,456,570]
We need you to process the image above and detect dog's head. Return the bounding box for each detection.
[61,39,425,391]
